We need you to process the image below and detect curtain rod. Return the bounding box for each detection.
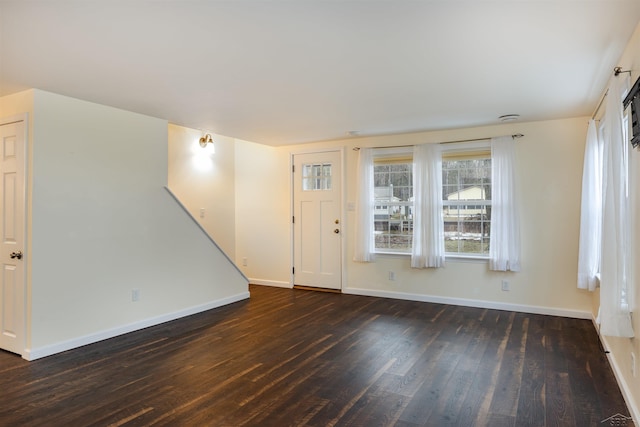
[591,67,634,119]
[592,89,609,120]
[352,133,523,151]
[614,66,632,76]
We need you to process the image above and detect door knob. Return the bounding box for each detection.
[334,229,340,234]
[10,251,22,260]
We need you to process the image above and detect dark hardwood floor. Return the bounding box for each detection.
[0,285,633,426]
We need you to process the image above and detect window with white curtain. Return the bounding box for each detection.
[577,119,603,291]
[369,147,491,257]
[355,138,519,270]
[578,72,634,338]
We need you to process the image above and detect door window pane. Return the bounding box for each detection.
[302,163,332,191]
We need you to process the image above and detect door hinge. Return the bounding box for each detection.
[292,216,295,224]
[292,165,295,173]
[292,267,295,275]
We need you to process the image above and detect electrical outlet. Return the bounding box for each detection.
[242,257,247,266]
[132,289,140,302]
[501,280,510,291]
[199,208,205,218]
[388,271,396,281]
[632,352,636,377]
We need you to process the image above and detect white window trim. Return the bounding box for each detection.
[371,142,492,260]
[442,143,491,258]
[372,149,414,255]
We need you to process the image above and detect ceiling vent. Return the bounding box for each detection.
[499,114,520,122]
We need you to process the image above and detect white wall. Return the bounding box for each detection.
[167,126,291,286]
[235,139,291,286]
[168,124,236,258]
[236,117,592,316]
[0,89,33,118]
[18,90,248,357]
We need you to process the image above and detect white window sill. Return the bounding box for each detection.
[373,252,489,263]
[446,254,489,263]
[374,251,411,258]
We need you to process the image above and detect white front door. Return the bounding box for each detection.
[293,151,342,290]
[0,119,26,356]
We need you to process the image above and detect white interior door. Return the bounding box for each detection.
[0,120,26,356]
[293,151,342,290]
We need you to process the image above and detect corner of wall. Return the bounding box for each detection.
[25,92,249,355]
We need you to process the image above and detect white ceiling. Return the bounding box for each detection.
[1,1,639,146]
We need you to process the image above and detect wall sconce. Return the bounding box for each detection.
[199,133,214,148]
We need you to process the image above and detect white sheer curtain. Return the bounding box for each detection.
[411,144,445,268]
[577,120,603,291]
[599,74,634,337]
[354,148,375,262]
[489,136,521,271]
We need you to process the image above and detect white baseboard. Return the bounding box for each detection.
[249,278,292,288]
[342,287,592,319]
[592,317,639,426]
[23,291,250,361]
